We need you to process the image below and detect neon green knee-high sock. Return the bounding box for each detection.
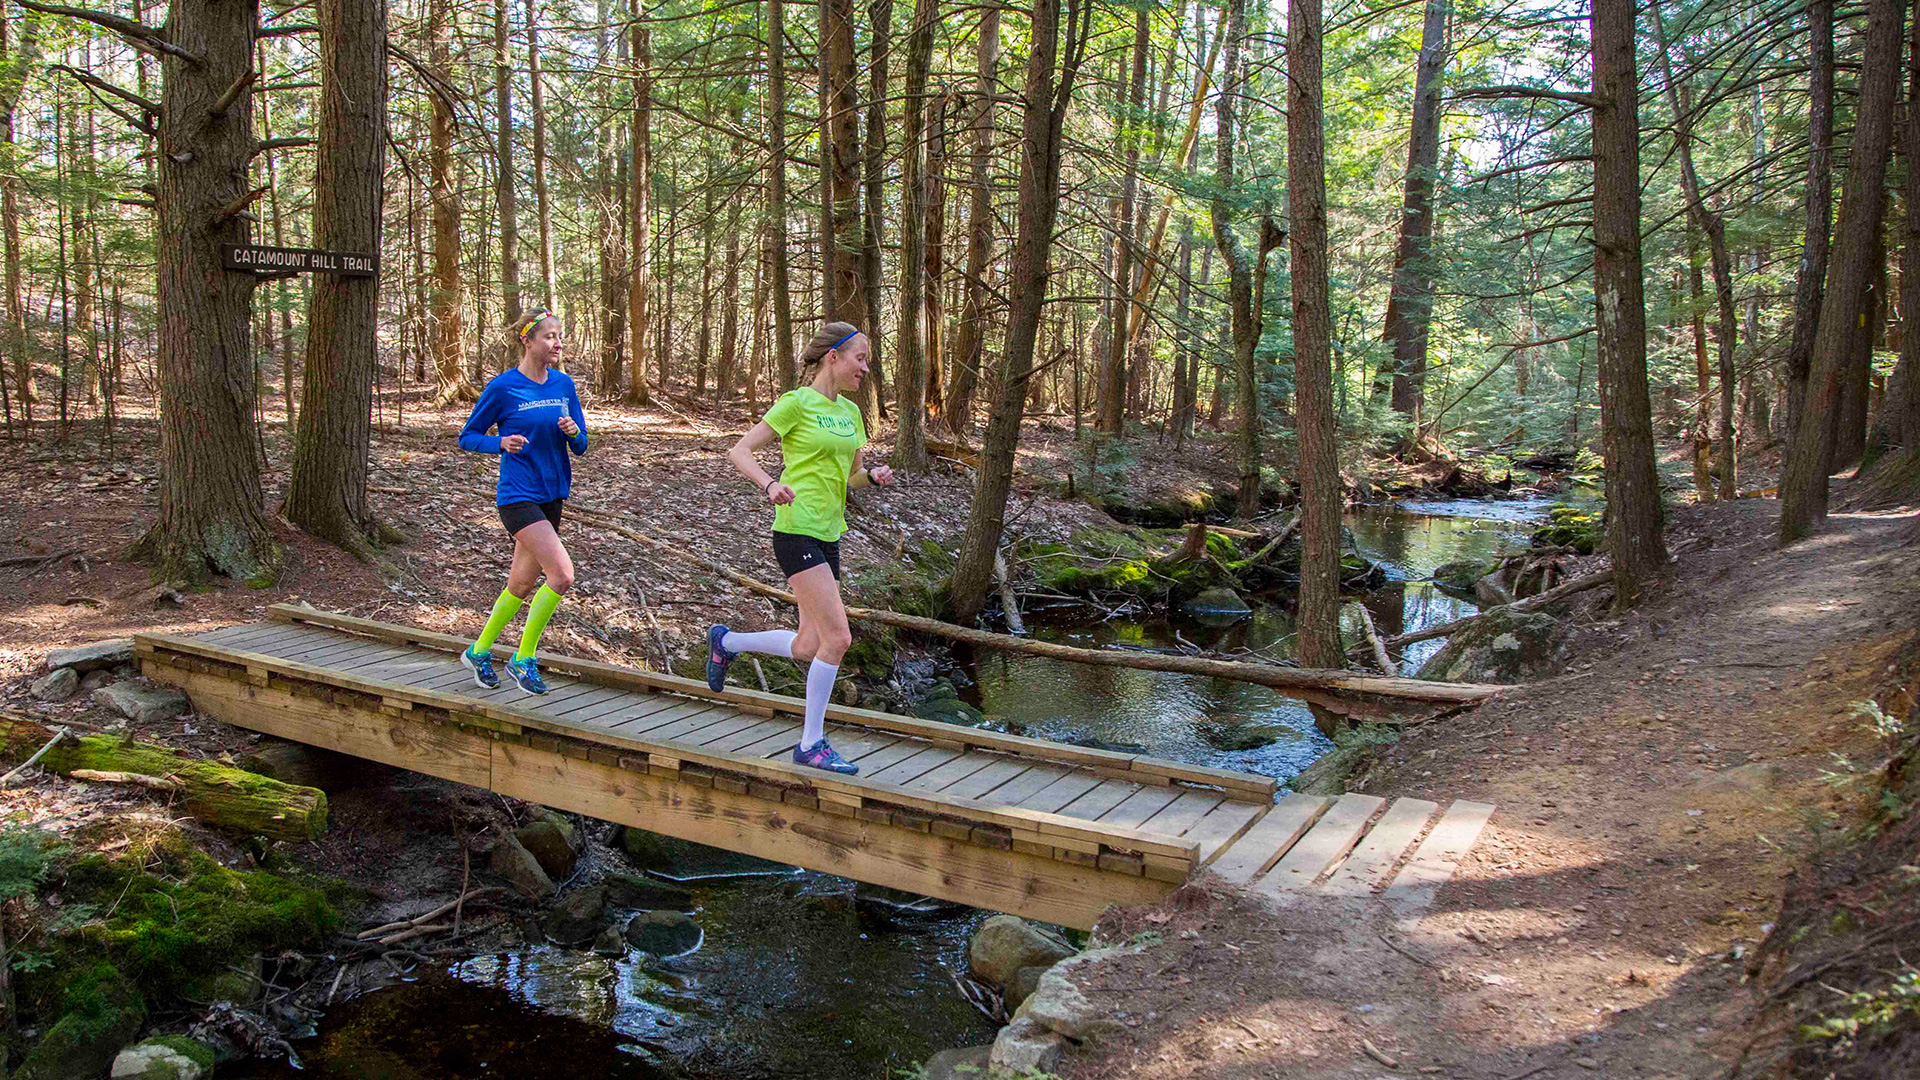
[472,588,525,654]
[515,584,563,661]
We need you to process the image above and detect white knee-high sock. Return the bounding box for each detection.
[803,658,837,747]
[721,629,796,658]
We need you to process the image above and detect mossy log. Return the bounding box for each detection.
[0,715,327,840]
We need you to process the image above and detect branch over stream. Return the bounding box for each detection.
[568,506,1501,715]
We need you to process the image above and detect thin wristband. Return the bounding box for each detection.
[764,477,778,495]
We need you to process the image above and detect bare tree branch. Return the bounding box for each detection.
[1453,84,1599,107]
[17,0,206,66]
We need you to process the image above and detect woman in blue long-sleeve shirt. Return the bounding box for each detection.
[455,309,589,694]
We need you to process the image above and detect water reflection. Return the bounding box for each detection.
[964,502,1548,785]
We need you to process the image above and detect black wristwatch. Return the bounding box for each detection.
[865,467,877,486]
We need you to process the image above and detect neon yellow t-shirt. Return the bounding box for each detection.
[764,387,868,541]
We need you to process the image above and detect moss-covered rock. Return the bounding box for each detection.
[18,961,145,1080]
[1196,721,1301,752]
[1087,485,1217,527]
[1431,559,1496,600]
[910,680,985,727]
[1531,505,1601,554]
[1416,607,1571,684]
[109,1035,216,1080]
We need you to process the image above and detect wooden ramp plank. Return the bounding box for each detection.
[1016,771,1105,815]
[736,725,808,758]
[544,686,634,718]
[701,719,801,755]
[1183,799,1270,866]
[560,689,659,723]
[1322,798,1440,898]
[941,759,1039,802]
[1209,794,1327,883]
[1098,786,1185,830]
[630,706,746,742]
[845,738,935,774]
[1383,800,1495,915]
[199,623,314,651]
[1258,793,1386,890]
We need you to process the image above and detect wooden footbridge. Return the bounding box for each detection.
[133,605,1492,928]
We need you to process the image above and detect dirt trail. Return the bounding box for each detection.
[1063,497,1920,1080]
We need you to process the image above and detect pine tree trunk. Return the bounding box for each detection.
[625,17,652,404]
[1097,13,1149,435]
[695,180,714,396]
[1781,0,1904,541]
[285,0,386,552]
[894,0,937,471]
[1655,2,1739,500]
[859,0,891,425]
[820,0,863,323]
[0,15,27,426]
[717,168,743,410]
[1785,0,1834,446]
[1211,0,1261,517]
[1172,220,1194,445]
[944,7,999,434]
[1290,0,1340,669]
[768,0,796,393]
[1380,0,1448,429]
[428,0,471,405]
[1689,230,1713,501]
[1590,0,1667,602]
[527,0,556,308]
[949,0,1079,625]
[495,0,521,357]
[597,12,626,397]
[1877,3,1920,457]
[924,92,949,427]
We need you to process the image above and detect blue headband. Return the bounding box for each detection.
[829,329,861,352]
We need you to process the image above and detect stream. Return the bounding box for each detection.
[232,498,1555,1080]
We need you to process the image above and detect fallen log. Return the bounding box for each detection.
[568,507,1500,711]
[1348,603,1396,676]
[1374,568,1615,652]
[0,714,328,840]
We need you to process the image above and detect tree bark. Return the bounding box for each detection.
[859,0,891,422]
[1654,1,1738,501]
[495,0,520,363]
[1096,9,1149,435]
[717,161,743,409]
[1590,0,1667,602]
[820,0,863,325]
[1781,0,1904,542]
[944,6,1000,433]
[526,0,556,309]
[284,0,387,553]
[948,0,1083,625]
[768,0,796,393]
[1689,229,1714,501]
[0,14,28,427]
[924,91,949,426]
[428,0,471,405]
[1211,0,1261,518]
[1875,0,1920,457]
[1785,0,1834,446]
[1290,0,1340,669]
[1380,0,1448,429]
[894,0,938,471]
[120,0,279,582]
[625,17,652,404]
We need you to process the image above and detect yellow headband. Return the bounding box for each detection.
[518,309,555,341]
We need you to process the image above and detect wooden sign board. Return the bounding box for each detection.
[222,244,378,277]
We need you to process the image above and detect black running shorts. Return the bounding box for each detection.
[772,531,841,581]
[499,498,564,536]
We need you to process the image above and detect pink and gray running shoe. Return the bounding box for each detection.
[792,738,858,775]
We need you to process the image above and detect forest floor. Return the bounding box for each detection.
[1062,494,1920,1080]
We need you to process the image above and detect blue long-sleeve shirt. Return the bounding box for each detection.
[458,367,590,506]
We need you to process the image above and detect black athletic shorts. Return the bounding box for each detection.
[500,498,564,536]
[772,531,840,580]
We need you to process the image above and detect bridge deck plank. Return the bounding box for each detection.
[940,759,1038,801]
[1258,793,1386,891]
[1208,794,1329,883]
[1181,799,1269,866]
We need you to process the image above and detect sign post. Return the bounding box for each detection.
[221,244,379,277]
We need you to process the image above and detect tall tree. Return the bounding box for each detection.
[767,0,796,392]
[1654,0,1738,499]
[0,13,32,425]
[1096,7,1149,435]
[944,6,1000,431]
[820,0,863,323]
[1211,0,1261,517]
[1784,0,1834,445]
[859,0,890,422]
[894,0,939,470]
[494,0,521,356]
[1874,0,1920,458]
[23,0,280,578]
[1780,0,1904,542]
[1291,0,1340,669]
[526,0,556,308]
[285,0,388,552]
[1379,0,1448,432]
[625,18,652,404]
[428,0,472,404]
[1590,0,1667,602]
[949,0,1085,624]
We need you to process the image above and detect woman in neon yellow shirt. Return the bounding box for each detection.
[711,321,895,774]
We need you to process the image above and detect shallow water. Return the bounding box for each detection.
[959,501,1548,782]
[228,499,1551,1080]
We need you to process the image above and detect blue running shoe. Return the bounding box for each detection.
[460,648,499,689]
[705,624,736,693]
[793,738,858,775]
[504,656,549,695]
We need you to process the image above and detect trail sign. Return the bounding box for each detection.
[222,244,378,277]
